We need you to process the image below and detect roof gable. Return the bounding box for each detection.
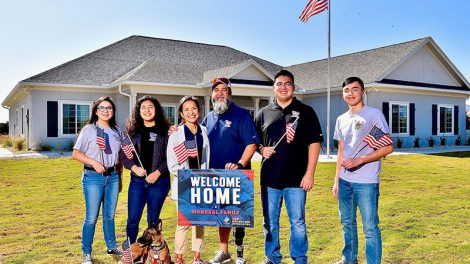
[385,44,460,86]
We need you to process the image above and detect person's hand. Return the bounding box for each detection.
[341,157,363,170]
[332,182,339,199]
[168,125,178,136]
[92,160,105,174]
[261,147,275,159]
[131,165,147,177]
[225,163,241,170]
[146,170,161,184]
[300,173,314,192]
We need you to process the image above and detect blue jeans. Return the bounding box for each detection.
[126,176,170,243]
[261,186,308,264]
[338,178,382,264]
[81,170,120,254]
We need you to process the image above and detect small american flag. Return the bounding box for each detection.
[286,121,298,143]
[173,140,198,164]
[121,239,133,264]
[96,127,106,150]
[121,135,135,160]
[299,0,328,23]
[363,125,393,150]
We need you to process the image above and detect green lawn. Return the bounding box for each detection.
[0,153,469,264]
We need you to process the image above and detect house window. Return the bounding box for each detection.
[60,102,91,136]
[390,102,408,134]
[438,105,453,134]
[163,105,177,125]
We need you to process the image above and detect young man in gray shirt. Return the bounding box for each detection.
[333,77,393,264]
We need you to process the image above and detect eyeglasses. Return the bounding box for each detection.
[97,106,113,112]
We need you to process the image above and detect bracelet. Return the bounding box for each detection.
[236,163,244,169]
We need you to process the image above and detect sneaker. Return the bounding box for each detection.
[193,257,204,264]
[107,248,123,256]
[235,257,246,264]
[175,258,184,264]
[334,259,358,264]
[82,254,93,264]
[260,259,275,264]
[208,251,231,264]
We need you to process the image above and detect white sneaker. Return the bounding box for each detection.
[82,254,93,264]
[235,257,246,264]
[208,251,231,264]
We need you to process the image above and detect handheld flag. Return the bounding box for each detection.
[96,127,106,150]
[363,125,393,150]
[121,239,133,264]
[286,121,298,143]
[173,140,198,164]
[299,0,328,22]
[121,135,135,160]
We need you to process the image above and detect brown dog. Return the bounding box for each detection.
[119,220,172,264]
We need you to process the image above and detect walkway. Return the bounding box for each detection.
[1,145,469,161]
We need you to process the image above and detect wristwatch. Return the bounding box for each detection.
[236,163,244,169]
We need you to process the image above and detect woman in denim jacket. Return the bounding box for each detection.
[122,96,170,243]
[72,96,123,264]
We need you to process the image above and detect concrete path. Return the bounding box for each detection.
[1,145,469,162]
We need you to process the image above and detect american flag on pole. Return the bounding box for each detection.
[96,127,106,150]
[121,135,135,160]
[173,140,198,164]
[299,0,328,22]
[286,121,298,143]
[121,239,133,264]
[363,125,393,150]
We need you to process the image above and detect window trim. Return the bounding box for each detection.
[389,101,409,136]
[437,104,454,136]
[58,100,92,137]
[162,103,178,125]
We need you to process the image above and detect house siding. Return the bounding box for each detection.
[368,90,466,147]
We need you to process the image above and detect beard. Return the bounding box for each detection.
[212,97,232,114]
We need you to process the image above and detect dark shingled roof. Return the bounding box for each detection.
[24,35,282,86]
[286,37,429,90]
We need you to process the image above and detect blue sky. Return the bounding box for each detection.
[1,0,469,122]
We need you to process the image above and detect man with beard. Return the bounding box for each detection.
[203,77,259,264]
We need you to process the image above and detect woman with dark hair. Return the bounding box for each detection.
[167,96,210,264]
[72,96,123,264]
[122,95,171,243]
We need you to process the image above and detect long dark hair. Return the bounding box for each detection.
[87,96,117,129]
[126,95,170,137]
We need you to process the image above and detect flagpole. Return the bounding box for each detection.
[326,0,331,158]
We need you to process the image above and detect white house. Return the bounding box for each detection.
[2,35,469,149]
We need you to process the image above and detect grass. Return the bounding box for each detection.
[0,153,469,263]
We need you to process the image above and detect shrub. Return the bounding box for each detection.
[413,137,420,148]
[396,137,403,148]
[428,136,435,147]
[13,138,26,151]
[3,138,13,147]
[34,142,53,151]
[440,136,447,146]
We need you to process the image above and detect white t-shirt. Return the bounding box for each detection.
[73,124,122,168]
[334,105,390,183]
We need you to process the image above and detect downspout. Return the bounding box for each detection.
[118,83,132,115]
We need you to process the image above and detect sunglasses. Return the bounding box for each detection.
[211,77,230,86]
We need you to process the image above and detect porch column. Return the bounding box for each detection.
[253,98,260,115]
[204,95,211,117]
